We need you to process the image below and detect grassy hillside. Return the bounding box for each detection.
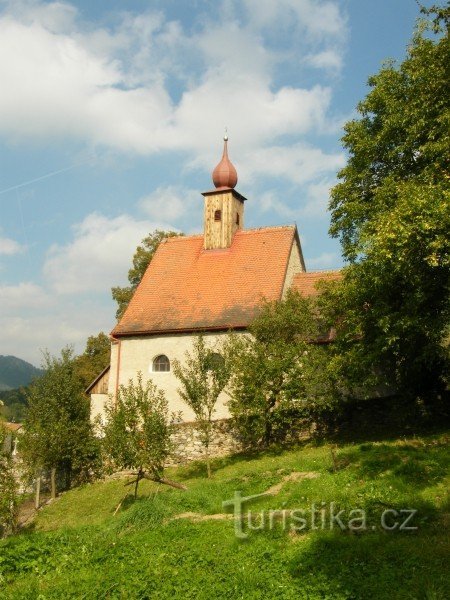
[1,431,449,599]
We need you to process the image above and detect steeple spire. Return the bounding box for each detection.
[202,133,246,250]
[212,132,238,189]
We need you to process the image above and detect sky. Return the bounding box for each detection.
[0,0,423,366]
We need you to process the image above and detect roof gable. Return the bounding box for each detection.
[112,226,296,336]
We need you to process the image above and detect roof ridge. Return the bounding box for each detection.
[164,234,203,242]
[302,269,342,274]
[163,225,296,243]
[239,224,295,233]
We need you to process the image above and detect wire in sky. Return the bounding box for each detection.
[0,160,89,197]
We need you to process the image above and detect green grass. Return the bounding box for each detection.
[1,431,449,599]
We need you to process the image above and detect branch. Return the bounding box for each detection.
[142,473,187,490]
[124,478,139,487]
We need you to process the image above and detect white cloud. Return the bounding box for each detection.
[305,49,343,72]
[0,235,24,255]
[300,179,335,218]
[254,177,336,221]
[239,143,345,186]
[0,0,348,170]
[43,212,175,294]
[242,0,347,39]
[0,10,173,150]
[138,186,200,223]
[0,282,50,309]
[307,251,340,269]
[0,306,113,366]
[3,0,78,32]
[258,191,295,219]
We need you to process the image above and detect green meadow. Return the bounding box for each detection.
[1,430,449,599]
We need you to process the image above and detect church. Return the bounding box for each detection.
[89,137,340,424]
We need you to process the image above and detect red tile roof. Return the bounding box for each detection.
[112,226,297,336]
[291,270,342,296]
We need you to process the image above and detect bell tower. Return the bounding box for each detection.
[202,134,246,250]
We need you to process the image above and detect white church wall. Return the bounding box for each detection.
[90,393,109,423]
[104,331,237,423]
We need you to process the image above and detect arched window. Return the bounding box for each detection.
[214,209,222,221]
[153,354,170,372]
[236,213,240,226]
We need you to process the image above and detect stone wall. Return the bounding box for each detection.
[168,419,241,465]
[281,233,305,297]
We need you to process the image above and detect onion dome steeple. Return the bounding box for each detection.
[202,132,245,250]
[212,133,238,189]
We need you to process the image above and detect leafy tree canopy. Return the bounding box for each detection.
[0,422,18,536]
[73,332,111,390]
[329,7,449,261]
[21,348,98,491]
[326,6,450,397]
[102,373,182,496]
[173,336,230,477]
[225,291,342,448]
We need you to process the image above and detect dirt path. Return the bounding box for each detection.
[266,471,319,495]
[16,494,54,529]
[169,470,320,523]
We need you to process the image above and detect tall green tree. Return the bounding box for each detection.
[73,332,111,390]
[112,230,181,320]
[173,336,230,477]
[225,291,341,448]
[0,422,18,537]
[327,6,450,398]
[102,374,185,497]
[21,348,98,498]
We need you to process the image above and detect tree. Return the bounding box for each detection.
[73,332,111,390]
[102,373,185,497]
[0,422,18,537]
[21,348,98,498]
[0,387,28,423]
[112,230,181,320]
[173,336,230,477]
[225,291,341,448]
[327,6,450,399]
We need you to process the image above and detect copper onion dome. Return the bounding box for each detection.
[212,134,238,189]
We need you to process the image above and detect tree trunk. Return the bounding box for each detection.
[50,467,56,500]
[205,446,211,478]
[205,418,212,478]
[35,473,41,510]
[134,468,143,499]
[330,445,338,473]
[263,415,272,447]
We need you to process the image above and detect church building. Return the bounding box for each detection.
[89,137,340,422]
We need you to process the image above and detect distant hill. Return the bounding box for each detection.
[0,355,43,391]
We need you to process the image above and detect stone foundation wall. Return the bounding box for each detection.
[168,419,241,465]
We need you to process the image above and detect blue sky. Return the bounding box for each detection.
[0,0,422,365]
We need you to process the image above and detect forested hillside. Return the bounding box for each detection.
[0,356,42,391]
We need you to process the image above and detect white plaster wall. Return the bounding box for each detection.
[91,393,109,423]
[104,332,237,423]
